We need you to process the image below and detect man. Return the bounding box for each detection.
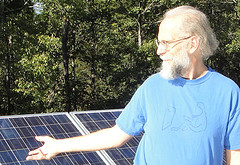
[26,5,240,165]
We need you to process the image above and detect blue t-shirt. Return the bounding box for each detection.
[116,68,240,165]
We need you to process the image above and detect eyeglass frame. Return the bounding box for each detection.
[156,36,192,51]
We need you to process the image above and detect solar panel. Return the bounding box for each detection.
[70,109,144,165]
[0,113,108,165]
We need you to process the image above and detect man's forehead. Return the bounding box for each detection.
[158,17,182,40]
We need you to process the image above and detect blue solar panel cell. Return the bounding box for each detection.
[67,152,89,164]
[9,118,28,127]
[0,127,19,139]
[54,114,72,123]
[76,113,92,122]
[16,127,35,137]
[6,138,26,150]
[112,111,121,118]
[25,117,43,126]
[104,147,134,164]
[61,123,79,133]
[0,119,13,128]
[13,149,29,161]
[96,120,111,129]
[119,148,135,159]
[89,113,105,121]
[0,140,9,151]
[40,115,58,125]
[24,137,42,149]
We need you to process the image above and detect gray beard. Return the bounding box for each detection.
[160,47,190,80]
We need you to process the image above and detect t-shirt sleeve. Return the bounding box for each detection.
[116,85,146,136]
[224,87,240,150]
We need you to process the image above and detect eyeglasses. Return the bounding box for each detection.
[156,36,192,51]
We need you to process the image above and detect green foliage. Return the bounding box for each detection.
[0,0,239,115]
[15,34,62,113]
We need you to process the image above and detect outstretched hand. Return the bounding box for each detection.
[26,136,59,160]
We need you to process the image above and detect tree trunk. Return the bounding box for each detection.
[71,31,77,111]
[5,35,12,114]
[88,1,97,109]
[0,0,5,115]
[137,1,142,47]
[62,19,71,112]
[137,19,142,47]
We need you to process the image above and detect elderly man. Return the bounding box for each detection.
[27,5,240,165]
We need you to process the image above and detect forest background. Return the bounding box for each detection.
[0,0,239,115]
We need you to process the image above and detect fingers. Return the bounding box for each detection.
[26,136,55,161]
[28,148,42,156]
[35,136,52,143]
[26,147,54,160]
[26,148,47,160]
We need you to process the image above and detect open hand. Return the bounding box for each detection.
[26,136,59,160]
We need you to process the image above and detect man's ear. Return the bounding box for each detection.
[188,36,200,54]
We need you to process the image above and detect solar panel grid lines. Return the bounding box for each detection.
[71,109,143,165]
[0,112,107,165]
[67,113,114,165]
[69,110,118,165]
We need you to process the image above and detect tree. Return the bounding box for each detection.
[0,0,37,115]
[0,0,239,115]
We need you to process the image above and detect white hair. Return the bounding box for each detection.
[162,5,219,60]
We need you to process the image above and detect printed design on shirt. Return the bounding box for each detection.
[162,102,207,132]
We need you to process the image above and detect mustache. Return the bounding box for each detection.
[160,56,172,61]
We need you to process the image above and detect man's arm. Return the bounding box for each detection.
[26,125,132,160]
[226,149,240,165]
